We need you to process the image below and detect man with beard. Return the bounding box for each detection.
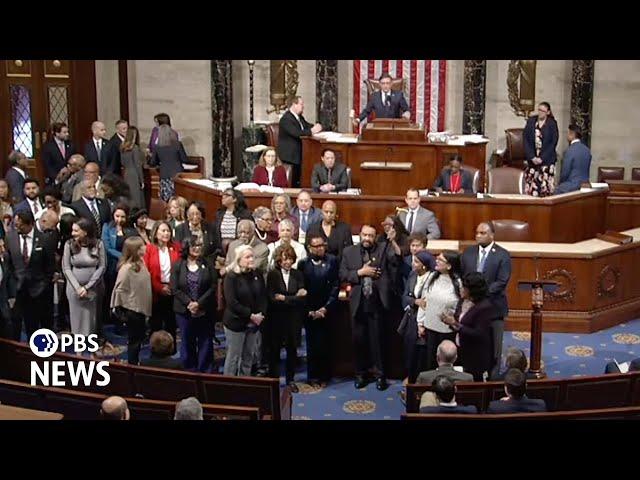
[340,224,400,390]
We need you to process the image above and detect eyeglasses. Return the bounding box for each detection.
[260,217,273,223]
[309,243,327,248]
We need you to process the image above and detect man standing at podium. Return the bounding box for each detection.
[353,73,410,127]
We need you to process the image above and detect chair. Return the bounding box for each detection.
[266,123,279,148]
[597,166,625,182]
[632,168,640,181]
[495,128,526,170]
[149,198,167,221]
[346,166,352,189]
[491,219,531,242]
[487,167,525,194]
[364,78,405,96]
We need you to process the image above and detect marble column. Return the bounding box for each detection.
[462,60,487,135]
[211,60,233,177]
[316,60,338,131]
[570,60,595,148]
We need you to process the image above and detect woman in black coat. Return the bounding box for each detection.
[222,245,267,377]
[522,101,559,197]
[441,272,497,381]
[174,201,216,262]
[304,199,352,260]
[150,124,188,201]
[171,235,218,373]
[266,243,306,392]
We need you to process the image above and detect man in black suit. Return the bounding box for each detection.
[311,149,349,193]
[83,121,109,174]
[13,178,45,218]
[487,369,547,414]
[419,375,478,414]
[5,150,29,204]
[433,155,475,194]
[71,180,110,236]
[6,210,56,339]
[104,119,128,176]
[277,96,322,188]
[354,72,410,127]
[340,224,400,391]
[461,221,512,379]
[41,122,76,184]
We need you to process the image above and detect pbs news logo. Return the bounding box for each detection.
[29,329,110,387]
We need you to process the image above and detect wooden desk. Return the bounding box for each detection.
[174,176,607,243]
[606,180,640,232]
[0,404,63,420]
[301,136,487,196]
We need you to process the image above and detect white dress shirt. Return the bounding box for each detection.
[27,198,42,217]
[405,207,419,231]
[282,269,291,290]
[12,166,26,178]
[159,247,171,283]
[20,228,34,260]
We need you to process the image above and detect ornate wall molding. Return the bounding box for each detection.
[598,265,620,298]
[570,60,595,148]
[543,268,576,303]
[316,60,338,132]
[211,60,233,177]
[462,60,486,134]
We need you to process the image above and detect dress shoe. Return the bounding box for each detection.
[287,381,299,393]
[354,376,367,389]
[376,377,389,391]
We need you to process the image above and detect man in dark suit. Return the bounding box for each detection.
[340,224,400,390]
[277,96,322,188]
[83,121,110,174]
[71,180,111,236]
[487,369,547,414]
[419,375,478,414]
[354,72,410,126]
[5,150,29,204]
[291,190,323,239]
[13,178,45,218]
[417,340,475,385]
[6,210,56,339]
[555,124,593,194]
[397,188,441,239]
[41,122,76,185]
[433,155,475,193]
[493,347,539,381]
[104,119,128,176]
[604,358,640,374]
[461,221,512,379]
[311,149,349,193]
[57,154,86,204]
[139,331,184,370]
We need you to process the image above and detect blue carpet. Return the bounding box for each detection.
[95,318,640,420]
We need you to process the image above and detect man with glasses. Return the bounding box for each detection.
[298,234,340,386]
[72,161,105,202]
[252,206,278,244]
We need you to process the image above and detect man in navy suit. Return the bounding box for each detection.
[41,122,76,185]
[487,369,547,414]
[291,190,323,239]
[13,178,45,218]
[419,375,478,414]
[5,150,29,204]
[461,222,512,379]
[277,96,322,187]
[354,72,410,127]
[555,124,592,194]
[83,121,109,174]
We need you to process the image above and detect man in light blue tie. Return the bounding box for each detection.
[461,221,512,379]
[291,191,322,240]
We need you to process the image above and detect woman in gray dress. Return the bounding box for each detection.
[62,217,107,337]
[120,125,146,210]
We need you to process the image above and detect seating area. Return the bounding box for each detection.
[402,406,640,420]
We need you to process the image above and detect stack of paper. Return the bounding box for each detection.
[245,144,270,153]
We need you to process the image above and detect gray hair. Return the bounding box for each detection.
[437,340,458,365]
[236,219,255,236]
[174,397,203,420]
[253,206,272,222]
[278,218,294,232]
[229,245,254,274]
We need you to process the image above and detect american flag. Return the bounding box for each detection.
[353,60,447,133]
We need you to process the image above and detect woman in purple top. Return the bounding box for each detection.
[147,113,179,155]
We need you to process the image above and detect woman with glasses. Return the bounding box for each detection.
[252,206,278,245]
[523,101,559,197]
[171,235,218,372]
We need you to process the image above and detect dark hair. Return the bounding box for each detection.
[130,207,149,226]
[427,250,462,297]
[115,119,128,127]
[462,271,489,302]
[505,348,528,372]
[274,243,297,267]
[51,122,67,134]
[306,233,327,246]
[24,177,40,188]
[449,154,463,164]
[180,235,204,260]
[187,201,206,219]
[539,101,553,118]
[120,125,140,152]
[150,220,173,246]
[59,214,78,244]
[102,173,130,200]
[287,96,302,107]
[70,217,99,255]
[150,330,174,357]
[15,209,35,226]
[408,232,428,247]
[379,72,392,82]
[406,187,420,196]
[8,150,26,166]
[222,189,248,213]
[385,214,410,242]
[42,185,62,201]
[480,221,495,234]
[111,202,130,227]
[154,113,171,126]
[504,368,527,399]
[568,123,582,139]
[432,375,455,403]
[321,148,335,158]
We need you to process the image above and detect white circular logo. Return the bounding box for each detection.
[29,329,59,358]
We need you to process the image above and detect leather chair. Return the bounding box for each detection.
[598,166,625,182]
[491,219,531,242]
[495,128,526,170]
[149,198,167,221]
[346,167,352,189]
[266,123,279,148]
[632,168,640,181]
[364,78,405,96]
[487,167,525,194]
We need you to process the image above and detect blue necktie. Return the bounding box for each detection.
[301,212,308,232]
[477,248,487,273]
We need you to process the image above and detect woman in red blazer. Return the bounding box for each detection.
[143,220,182,349]
[251,148,289,187]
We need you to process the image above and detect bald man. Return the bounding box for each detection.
[37,209,59,233]
[100,396,130,420]
[304,200,353,259]
[416,340,475,385]
[84,121,109,173]
[72,161,105,202]
[58,154,87,203]
[291,191,323,240]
